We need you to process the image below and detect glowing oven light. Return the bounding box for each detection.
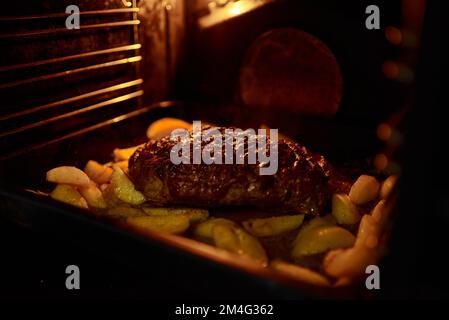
[200,0,272,29]
[229,1,247,15]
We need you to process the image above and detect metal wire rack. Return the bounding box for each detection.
[0,0,144,155]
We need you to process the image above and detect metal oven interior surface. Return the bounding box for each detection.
[0,0,433,299]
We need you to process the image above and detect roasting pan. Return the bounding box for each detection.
[0,100,391,299]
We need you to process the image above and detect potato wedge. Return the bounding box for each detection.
[126,215,190,234]
[349,175,380,205]
[371,200,387,226]
[101,183,123,207]
[142,207,209,222]
[332,194,360,225]
[193,218,237,240]
[300,214,337,233]
[46,166,91,187]
[50,184,88,209]
[113,144,143,162]
[242,214,305,237]
[107,206,147,219]
[212,224,241,252]
[355,214,381,249]
[271,260,331,286]
[114,160,129,170]
[84,160,113,184]
[323,246,379,279]
[233,228,268,266]
[324,207,385,278]
[111,167,146,205]
[212,224,268,266]
[292,214,336,247]
[146,118,192,140]
[292,226,356,258]
[380,175,398,200]
[78,183,107,209]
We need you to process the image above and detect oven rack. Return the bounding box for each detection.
[0,0,144,156]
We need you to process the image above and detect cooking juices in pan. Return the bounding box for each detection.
[40,113,398,287]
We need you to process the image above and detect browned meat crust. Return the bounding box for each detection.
[129,127,331,215]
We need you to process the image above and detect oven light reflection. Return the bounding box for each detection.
[385,26,402,45]
[382,61,414,83]
[382,61,399,79]
[377,123,392,141]
[199,0,273,29]
[374,153,389,171]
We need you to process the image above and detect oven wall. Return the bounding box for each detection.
[0,0,178,156]
[178,1,405,122]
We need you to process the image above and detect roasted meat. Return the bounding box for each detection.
[129,127,331,215]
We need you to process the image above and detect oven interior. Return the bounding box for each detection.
[0,0,426,298]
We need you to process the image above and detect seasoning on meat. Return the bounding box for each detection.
[129,126,331,215]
